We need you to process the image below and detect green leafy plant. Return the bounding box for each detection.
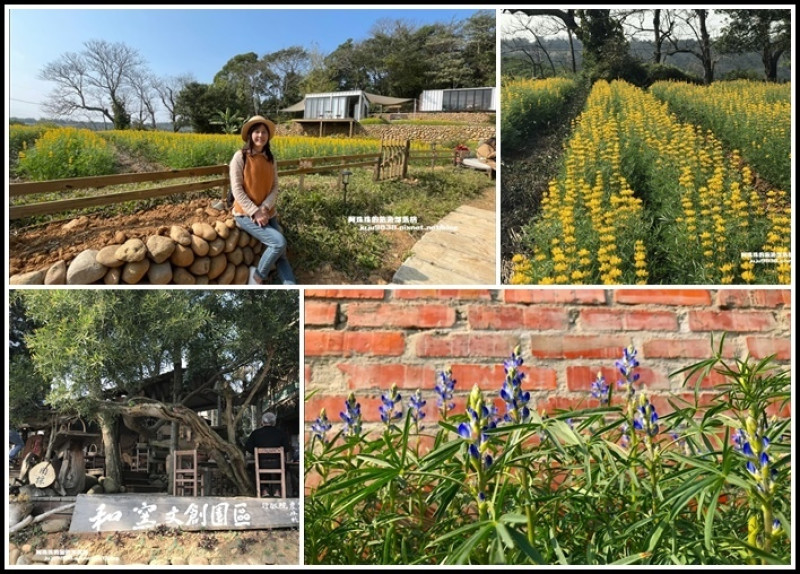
[210,107,246,135]
[305,336,791,565]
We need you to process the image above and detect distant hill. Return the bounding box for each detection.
[9,118,183,132]
[502,36,791,82]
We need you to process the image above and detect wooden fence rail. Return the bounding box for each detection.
[9,150,462,220]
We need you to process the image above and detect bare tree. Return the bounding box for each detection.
[153,74,194,132]
[618,9,679,63]
[128,69,159,129]
[39,39,148,129]
[665,9,719,84]
[502,12,558,77]
[503,9,628,76]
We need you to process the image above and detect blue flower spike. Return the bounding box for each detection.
[311,408,332,445]
[435,368,457,418]
[501,345,531,424]
[340,392,363,437]
[379,383,403,429]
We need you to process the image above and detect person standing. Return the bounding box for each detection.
[230,115,296,285]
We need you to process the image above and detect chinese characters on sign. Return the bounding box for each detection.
[70,495,298,533]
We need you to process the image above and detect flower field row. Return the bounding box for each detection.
[510,80,791,285]
[501,76,580,152]
[10,125,433,180]
[15,127,117,181]
[649,80,791,192]
[305,342,791,565]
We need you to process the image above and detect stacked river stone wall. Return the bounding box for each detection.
[10,215,263,286]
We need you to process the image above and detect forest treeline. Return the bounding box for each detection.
[17,10,495,133]
[502,9,791,86]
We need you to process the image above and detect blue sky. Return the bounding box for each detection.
[6,5,492,120]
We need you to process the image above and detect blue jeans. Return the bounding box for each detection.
[9,428,24,462]
[235,215,296,285]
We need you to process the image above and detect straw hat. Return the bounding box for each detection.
[241,115,276,142]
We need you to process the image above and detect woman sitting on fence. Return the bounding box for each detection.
[229,115,296,285]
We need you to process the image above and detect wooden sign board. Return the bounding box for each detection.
[69,494,299,533]
[29,461,56,488]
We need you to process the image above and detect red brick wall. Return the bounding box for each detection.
[303,288,791,435]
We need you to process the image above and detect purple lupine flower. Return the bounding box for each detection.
[620,422,630,448]
[616,345,641,399]
[590,371,610,405]
[500,345,531,423]
[633,393,659,437]
[311,408,332,445]
[733,416,778,491]
[435,368,457,418]
[458,384,495,470]
[379,383,403,429]
[340,392,362,437]
[670,424,692,455]
[408,389,426,430]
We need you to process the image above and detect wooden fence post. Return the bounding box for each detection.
[299,158,305,192]
[374,139,383,181]
[402,139,410,179]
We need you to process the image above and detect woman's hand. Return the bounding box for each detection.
[253,208,270,227]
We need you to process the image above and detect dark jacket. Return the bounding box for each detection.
[244,425,293,468]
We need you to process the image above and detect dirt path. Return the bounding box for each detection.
[500,84,588,283]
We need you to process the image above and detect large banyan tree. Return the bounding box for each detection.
[11,289,299,496]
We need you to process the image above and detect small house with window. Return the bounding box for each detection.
[282,90,413,136]
[419,87,497,112]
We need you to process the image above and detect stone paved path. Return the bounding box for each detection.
[391,205,496,285]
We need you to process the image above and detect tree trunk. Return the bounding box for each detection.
[113,402,254,496]
[567,29,577,74]
[57,440,86,496]
[765,49,781,82]
[697,10,714,85]
[653,10,663,64]
[170,359,182,493]
[98,410,122,489]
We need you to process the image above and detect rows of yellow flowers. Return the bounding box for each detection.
[650,80,792,195]
[511,80,791,285]
[10,125,433,179]
[512,81,648,285]
[649,79,791,193]
[501,76,579,152]
[100,131,429,169]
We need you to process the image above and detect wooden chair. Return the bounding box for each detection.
[254,447,286,498]
[173,449,203,496]
[132,443,149,472]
